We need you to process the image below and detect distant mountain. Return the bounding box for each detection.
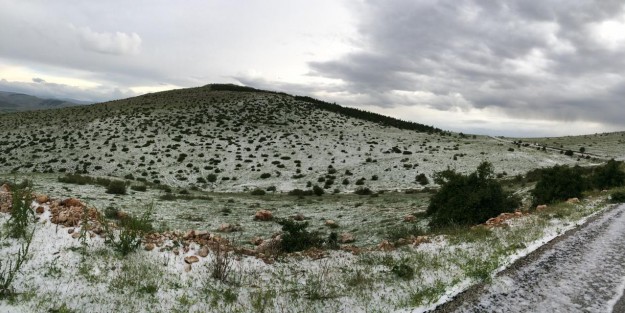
[0,91,89,113]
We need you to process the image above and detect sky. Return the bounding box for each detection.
[1,0,624,137]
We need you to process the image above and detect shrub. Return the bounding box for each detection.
[277,219,324,253]
[207,174,218,183]
[610,191,625,203]
[260,173,271,179]
[354,187,372,195]
[427,162,519,227]
[130,185,147,192]
[102,204,154,256]
[312,185,324,196]
[391,261,415,280]
[416,173,429,185]
[106,180,127,195]
[0,229,33,298]
[6,186,34,239]
[592,159,625,190]
[250,188,266,196]
[564,150,574,156]
[531,165,586,205]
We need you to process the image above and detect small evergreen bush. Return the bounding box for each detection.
[427,162,519,227]
[106,180,127,195]
[277,219,323,253]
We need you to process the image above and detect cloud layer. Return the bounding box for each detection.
[308,0,625,128]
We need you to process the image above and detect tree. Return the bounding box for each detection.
[427,162,519,227]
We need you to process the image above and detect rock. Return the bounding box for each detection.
[184,256,200,264]
[536,204,548,211]
[254,210,273,221]
[183,230,195,240]
[184,263,192,272]
[71,232,81,239]
[0,184,10,193]
[144,243,155,251]
[219,223,242,232]
[324,219,338,227]
[566,197,580,204]
[413,236,430,245]
[36,206,45,214]
[198,246,209,257]
[61,198,83,208]
[291,213,305,221]
[0,184,11,213]
[339,232,355,243]
[116,211,129,220]
[173,248,179,256]
[58,211,69,223]
[68,228,75,234]
[378,240,394,251]
[514,210,522,217]
[250,237,264,246]
[36,194,49,203]
[404,215,417,222]
[195,230,209,238]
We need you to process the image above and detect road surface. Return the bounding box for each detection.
[436,204,625,313]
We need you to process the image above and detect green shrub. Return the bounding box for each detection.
[6,186,34,239]
[391,260,415,280]
[106,180,127,195]
[260,173,271,179]
[207,174,218,183]
[312,185,324,196]
[531,165,586,205]
[610,191,625,203]
[0,228,33,298]
[102,204,154,256]
[416,173,429,185]
[427,162,519,227]
[592,159,625,190]
[130,185,147,192]
[277,219,323,253]
[354,187,372,195]
[250,188,266,196]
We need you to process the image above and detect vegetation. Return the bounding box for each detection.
[592,159,625,190]
[531,165,586,205]
[276,219,324,253]
[610,191,625,203]
[427,162,519,227]
[106,180,127,195]
[101,204,154,256]
[6,186,34,239]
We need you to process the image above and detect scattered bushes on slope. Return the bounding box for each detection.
[427,162,520,227]
[106,180,127,195]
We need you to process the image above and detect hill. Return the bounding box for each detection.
[0,84,620,192]
[0,91,86,113]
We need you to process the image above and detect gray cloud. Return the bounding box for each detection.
[74,26,142,56]
[308,0,625,128]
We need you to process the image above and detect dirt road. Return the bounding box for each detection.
[436,204,625,313]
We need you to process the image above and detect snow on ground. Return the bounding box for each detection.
[454,204,625,313]
[0,194,614,312]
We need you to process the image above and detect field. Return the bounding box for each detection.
[1,86,624,312]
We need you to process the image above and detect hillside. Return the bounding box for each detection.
[0,84,617,193]
[0,91,85,113]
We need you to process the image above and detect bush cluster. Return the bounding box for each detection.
[427,162,519,227]
[531,159,625,205]
[277,219,324,253]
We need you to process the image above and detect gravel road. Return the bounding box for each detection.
[435,204,625,313]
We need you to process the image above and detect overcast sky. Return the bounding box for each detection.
[1,0,624,137]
